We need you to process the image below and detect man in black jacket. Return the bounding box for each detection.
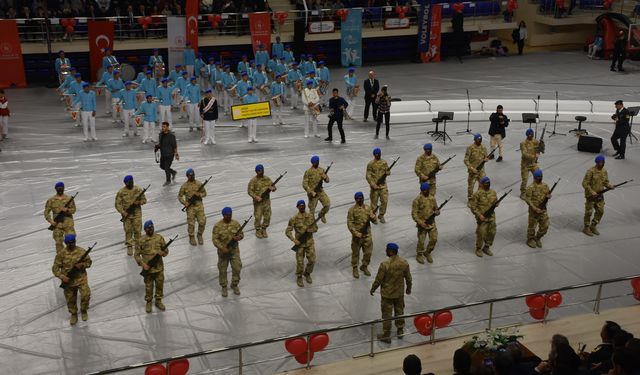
[580,320,621,375]
[155,122,179,186]
[363,70,379,122]
[611,30,626,72]
[488,105,509,162]
[611,100,630,160]
[326,88,349,143]
[199,89,218,145]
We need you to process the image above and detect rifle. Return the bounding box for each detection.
[482,189,512,219]
[426,154,456,180]
[314,162,333,193]
[120,184,150,222]
[181,177,212,212]
[291,214,323,251]
[474,147,498,173]
[359,206,379,236]
[590,179,633,201]
[538,178,560,210]
[538,125,546,154]
[140,235,178,277]
[48,192,78,231]
[260,171,287,200]
[225,216,252,251]
[59,242,97,288]
[425,195,453,225]
[376,157,400,186]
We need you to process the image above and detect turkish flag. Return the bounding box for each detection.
[249,13,271,55]
[88,21,114,81]
[186,0,199,52]
[0,20,27,88]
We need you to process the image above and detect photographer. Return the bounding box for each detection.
[488,105,509,162]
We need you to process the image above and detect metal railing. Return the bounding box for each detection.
[534,0,637,18]
[87,273,640,375]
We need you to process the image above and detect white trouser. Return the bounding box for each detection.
[0,116,8,136]
[122,109,135,135]
[186,65,194,77]
[201,78,211,92]
[172,90,180,107]
[111,98,121,121]
[347,96,356,117]
[81,111,96,140]
[187,103,199,127]
[289,87,299,109]
[159,105,172,127]
[104,90,111,113]
[304,112,318,137]
[143,121,155,143]
[272,104,283,124]
[223,91,232,113]
[247,119,257,141]
[203,120,216,144]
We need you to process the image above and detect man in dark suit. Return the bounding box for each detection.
[580,320,621,375]
[363,70,379,122]
[611,99,630,160]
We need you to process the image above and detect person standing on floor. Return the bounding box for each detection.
[270,74,286,125]
[156,78,174,128]
[135,220,169,313]
[135,94,159,144]
[325,88,348,143]
[301,79,321,138]
[199,89,218,145]
[286,200,318,287]
[611,99,630,160]
[119,81,139,137]
[155,122,179,186]
[185,76,201,132]
[44,182,77,253]
[363,70,380,122]
[582,155,614,236]
[517,21,527,55]
[212,207,245,297]
[611,30,626,72]
[73,83,98,142]
[243,87,259,143]
[375,86,392,140]
[115,175,147,255]
[178,168,208,246]
[488,105,509,162]
[347,191,377,279]
[0,89,8,141]
[52,234,92,326]
[344,68,358,119]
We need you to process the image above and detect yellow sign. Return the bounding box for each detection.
[231,101,272,121]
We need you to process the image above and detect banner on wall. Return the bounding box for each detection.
[416,0,432,61]
[167,16,186,69]
[426,4,442,62]
[249,13,271,55]
[340,8,363,67]
[185,0,199,52]
[88,20,114,81]
[0,20,27,88]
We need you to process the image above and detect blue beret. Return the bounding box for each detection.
[242,55,247,58]
[280,57,286,60]
[310,155,320,164]
[181,71,188,75]
[526,128,534,136]
[595,155,605,163]
[309,70,316,74]
[301,54,306,57]
[255,164,264,172]
[175,64,182,68]
[296,199,306,206]
[186,168,194,176]
[146,70,152,74]
[190,76,197,81]
[125,81,133,86]
[348,68,355,72]
[250,60,255,64]
[257,64,262,67]
[306,80,313,85]
[82,83,90,88]
[146,93,153,98]
[533,169,543,178]
[123,175,133,183]
[64,234,76,243]
[241,72,248,77]
[307,54,313,58]
[354,191,364,199]
[423,143,432,151]
[247,86,254,91]
[292,62,298,66]
[386,242,399,251]
[373,147,381,155]
[420,182,430,191]
[480,176,491,184]
[224,64,230,68]
[105,47,111,51]
[161,78,169,83]
[204,88,212,93]
[74,73,81,78]
[318,61,325,65]
[55,182,64,189]
[285,44,291,48]
[144,220,154,229]
[113,70,120,74]
[208,57,215,61]
[474,133,482,140]
[216,61,223,65]
[222,207,232,215]
[70,67,77,71]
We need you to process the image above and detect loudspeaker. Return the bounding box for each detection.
[293,19,306,55]
[578,135,603,153]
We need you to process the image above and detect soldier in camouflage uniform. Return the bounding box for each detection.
[347,192,377,278]
[115,175,147,255]
[178,168,207,246]
[248,164,276,238]
[370,243,412,343]
[520,129,540,198]
[411,182,440,264]
[366,147,390,223]
[286,200,318,287]
[135,220,168,313]
[212,207,244,297]
[582,155,613,236]
[52,234,92,326]
[44,181,77,253]
[414,143,441,197]
[464,134,489,201]
[524,169,551,248]
[303,155,331,223]
[469,176,498,257]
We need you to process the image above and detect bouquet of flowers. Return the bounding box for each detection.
[465,327,523,353]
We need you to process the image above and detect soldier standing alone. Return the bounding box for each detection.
[524,169,550,248]
[248,164,276,238]
[44,181,77,253]
[178,168,207,246]
[370,243,412,344]
[366,147,390,223]
[415,143,441,196]
[411,182,440,264]
[582,155,613,236]
[115,175,147,255]
[52,234,92,326]
[303,155,331,223]
[464,134,489,201]
[469,177,498,257]
[286,200,318,287]
[212,207,244,297]
[347,192,377,278]
[520,128,540,199]
[135,220,169,313]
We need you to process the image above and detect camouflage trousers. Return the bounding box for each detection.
[143,271,164,302]
[218,248,242,287]
[476,218,497,250]
[381,296,405,334]
[253,200,272,231]
[122,214,142,249]
[370,185,388,217]
[53,221,75,253]
[520,162,538,194]
[295,244,316,277]
[584,198,605,227]
[186,204,206,237]
[63,282,91,314]
[467,170,486,200]
[308,191,331,219]
[351,234,372,268]
[417,225,438,255]
[527,209,549,240]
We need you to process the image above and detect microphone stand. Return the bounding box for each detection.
[549,91,566,137]
[534,95,540,137]
[457,89,473,134]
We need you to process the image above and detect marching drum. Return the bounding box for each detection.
[228,85,238,98]
[70,110,79,121]
[272,95,282,107]
[294,80,302,93]
[260,85,270,96]
[154,62,166,82]
[95,86,105,96]
[215,82,223,92]
[352,85,360,97]
[59,65,70,84]
[63,94,73,107]
[136,91,145,102]
[134,115,143,127]
[119,63,136,81]
[115,103,121,113]
[318,81,328,96]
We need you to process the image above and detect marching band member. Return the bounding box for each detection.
[157,78,174,127]
[65,73,85,127]
[317,61,330,107]
[102,48,119,70]
[247,60,256,79]
[275,57,288,79]
[307,70,320,88]
[119,81,139,137]
[304,54,317,76]
[283,45,295,65]
[236,73,253,128]
[272,35,284,59]
[270,74,286,125]
[148,48,163,68]
[299,54,307,75]
[185,76,201,132]
[267,57,278,80]
[344,68,358,119]
[212,61,224,105]
[168,64,183,84]
[255,43,270,71]
[58,67,77,95]
[199,89,218,145]
[175,71,189,118]
[195,52,206,85]
[55,50,71,84]
[287,62,303,110]
[139,70,157,100]
[135,93,159,143]
[221,64,237,115]
[243,87,259,143]
[237,55,250,76]
[0,90,8,141]
[107,70,125,123]
[73,83,97,141]
[183,41,196,77]
[253,64,270,102]
[135,69,146,84]
[301,79,321,138]
[202,56,215,92]
[96,65,114,114]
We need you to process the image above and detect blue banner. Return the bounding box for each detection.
[340,8,363,67]
[416,0,433,53]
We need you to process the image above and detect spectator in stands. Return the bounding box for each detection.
[554,0,566,18]
[403,354,435,375]
[493,352,513,375]
[6,6,16,18]
[580,320,621,375]
[517,21,527,55]
[453,348,472,375]
[610,347,639,375]
[588,33,604,59]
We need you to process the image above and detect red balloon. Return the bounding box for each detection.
[529,307,546,320]
[413,314,432,332]
[285,337,308,356]
[309,333,329,352]
[525,295,546,309]
[69,19,76,26]
[434,310,453,328]
[546,292,563,308]
[66,25,74,33]
[167,359,189,375]
[142,24,149,31]
[60,19,69,27]
[417,326,432,336]
[452,2,465,12]
[137,17,145,25]
[633,289,640,301]
[144,364,167,375]
[294,351,314,365]
[144,16,153,25]
[631,278,640,291]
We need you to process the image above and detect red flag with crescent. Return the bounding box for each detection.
[88,21,114,81]
[186,0,199,52]
[0,20,27,88]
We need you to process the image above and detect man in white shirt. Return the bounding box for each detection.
[301,80,321,139]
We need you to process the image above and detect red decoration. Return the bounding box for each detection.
[394,6,409,18]
[208,14,222,28]
[507,0,518,11]
[546,292,563,308]
[452,2,465,13]
[336,9,348,22]
[295,351,314,364]
[631,278,640,291]
[69,19,76,26]
[66,25,74,33]
[309,333,329,352]
[144,364,167,375]
[434,310,453,328]
[529,307,547,320]
[413,314,433,335]
[634,289,640,301]
[275,11,289,26]
[61,19,69,27]
[285,337,308,356]
[525,295,546,309]
[167,359,189,375]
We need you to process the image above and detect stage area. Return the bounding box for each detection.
[0,52,639,374]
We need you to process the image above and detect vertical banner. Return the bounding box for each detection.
[185,0,199,52]
[88,20,114,81]
[416,0,432,63]
[249,13,272,55]
[340,8,363,67]
[0,20,27,88]
[428,4,442,62]
[167,16,186,69]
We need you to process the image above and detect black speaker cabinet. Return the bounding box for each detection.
[577,135,603,153]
